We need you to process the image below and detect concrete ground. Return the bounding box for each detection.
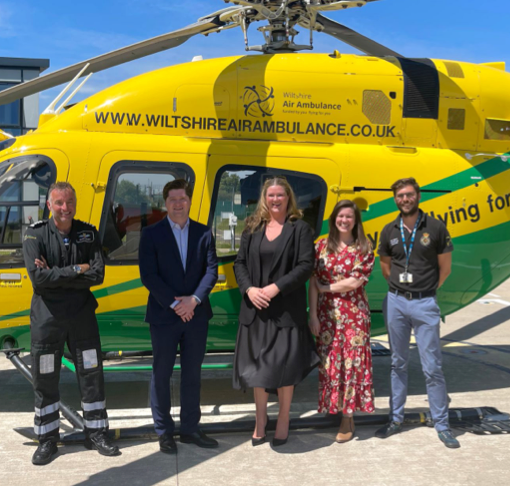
[1,282,510,486]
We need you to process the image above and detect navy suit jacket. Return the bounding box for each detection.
[139,218,218,325]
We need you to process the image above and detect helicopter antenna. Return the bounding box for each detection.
[43,63,91,115]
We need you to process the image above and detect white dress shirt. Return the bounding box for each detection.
[167,216,201,308]
[168,216,189,271]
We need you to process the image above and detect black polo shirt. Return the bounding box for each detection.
[378,210,453,293]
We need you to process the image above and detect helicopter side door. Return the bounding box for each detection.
[199,154,341,352]
[90,151,206,352]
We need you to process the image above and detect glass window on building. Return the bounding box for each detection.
[0,59,49,134]
[0,83,21,127]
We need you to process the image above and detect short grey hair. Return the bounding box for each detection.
[48,181,76,201]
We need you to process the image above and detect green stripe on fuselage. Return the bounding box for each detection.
[363,154,510,223]
[93,278,142,299]
[0,308,29,324]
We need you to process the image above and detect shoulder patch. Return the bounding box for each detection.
[75,219,97,230]
[29,220,48,228]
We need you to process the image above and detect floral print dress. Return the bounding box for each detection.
[314,238,375,415]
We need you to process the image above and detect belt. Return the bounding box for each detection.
[390,289,436,301]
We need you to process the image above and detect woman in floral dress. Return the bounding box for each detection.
[309,200,375,443]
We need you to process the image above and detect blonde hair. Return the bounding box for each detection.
[245,176,302,233]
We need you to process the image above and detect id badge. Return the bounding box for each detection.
[399,272,413,284]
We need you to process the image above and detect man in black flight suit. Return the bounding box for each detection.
[23,182,120,465]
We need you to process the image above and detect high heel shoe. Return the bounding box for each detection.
[335,416,355,443]
[272,436,288,447]
[252,415,269,447]
[272,418,289,447]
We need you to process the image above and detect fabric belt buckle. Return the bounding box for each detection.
[404,291,413,301]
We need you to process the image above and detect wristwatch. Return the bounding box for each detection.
[73,265,82,274]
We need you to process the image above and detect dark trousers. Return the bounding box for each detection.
[31,312,108,443]
[149,317,208,436]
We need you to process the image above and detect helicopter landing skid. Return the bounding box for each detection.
[1,344,85,431]
[12,407,510,444]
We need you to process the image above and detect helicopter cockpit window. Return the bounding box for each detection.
[209,166,327,262]
[0,137,16,154]
[0,156,55,267]
[101,162,193,263]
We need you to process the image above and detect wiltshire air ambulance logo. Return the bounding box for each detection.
[420,233,431,247]
[243,85,275,118]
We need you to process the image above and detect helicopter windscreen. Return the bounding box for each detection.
[0,156,55,266]
[0,138,16,156]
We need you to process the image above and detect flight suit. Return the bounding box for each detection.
[22,218,108,443]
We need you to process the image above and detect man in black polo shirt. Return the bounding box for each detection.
[375,177,459,448]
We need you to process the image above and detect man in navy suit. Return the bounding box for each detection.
[139,179,218,454]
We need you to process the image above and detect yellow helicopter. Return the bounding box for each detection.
[1,0,510,369]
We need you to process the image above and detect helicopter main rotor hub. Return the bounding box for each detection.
[212,0,373,53]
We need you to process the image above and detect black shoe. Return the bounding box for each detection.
[84,433,121,456]
[32,441,58,466]
[252,415,269,447]
[375,422,402,439]
[180,429,219,448]
[272,436,288,447]
[159,433,178,454]
[438,430,460,449]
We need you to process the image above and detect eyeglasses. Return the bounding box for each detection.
[395,192,417,200]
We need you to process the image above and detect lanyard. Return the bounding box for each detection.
[400,215,421,272]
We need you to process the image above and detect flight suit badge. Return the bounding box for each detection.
[77,230,94,244]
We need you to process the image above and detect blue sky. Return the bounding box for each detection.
[1,0,509,110]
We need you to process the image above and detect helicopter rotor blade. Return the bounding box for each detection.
[311,13,402,58]
[0,15,227,106]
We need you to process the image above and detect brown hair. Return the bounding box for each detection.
[391,177,421,196]
[327,200,370,255]
[245,176,302,233]
[163,179,192,200]
[48,181,76,201]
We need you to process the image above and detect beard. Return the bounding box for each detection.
[398,201,419,216]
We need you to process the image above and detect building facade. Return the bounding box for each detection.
[0,57,49,136]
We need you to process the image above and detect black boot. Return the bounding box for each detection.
[32,441,58,465]
[84,433,121,456]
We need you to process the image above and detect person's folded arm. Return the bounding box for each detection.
[66,230,105,289]
[23,231,78,289]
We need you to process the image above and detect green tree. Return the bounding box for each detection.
[115,180,150,205]
[218,172,240,202]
